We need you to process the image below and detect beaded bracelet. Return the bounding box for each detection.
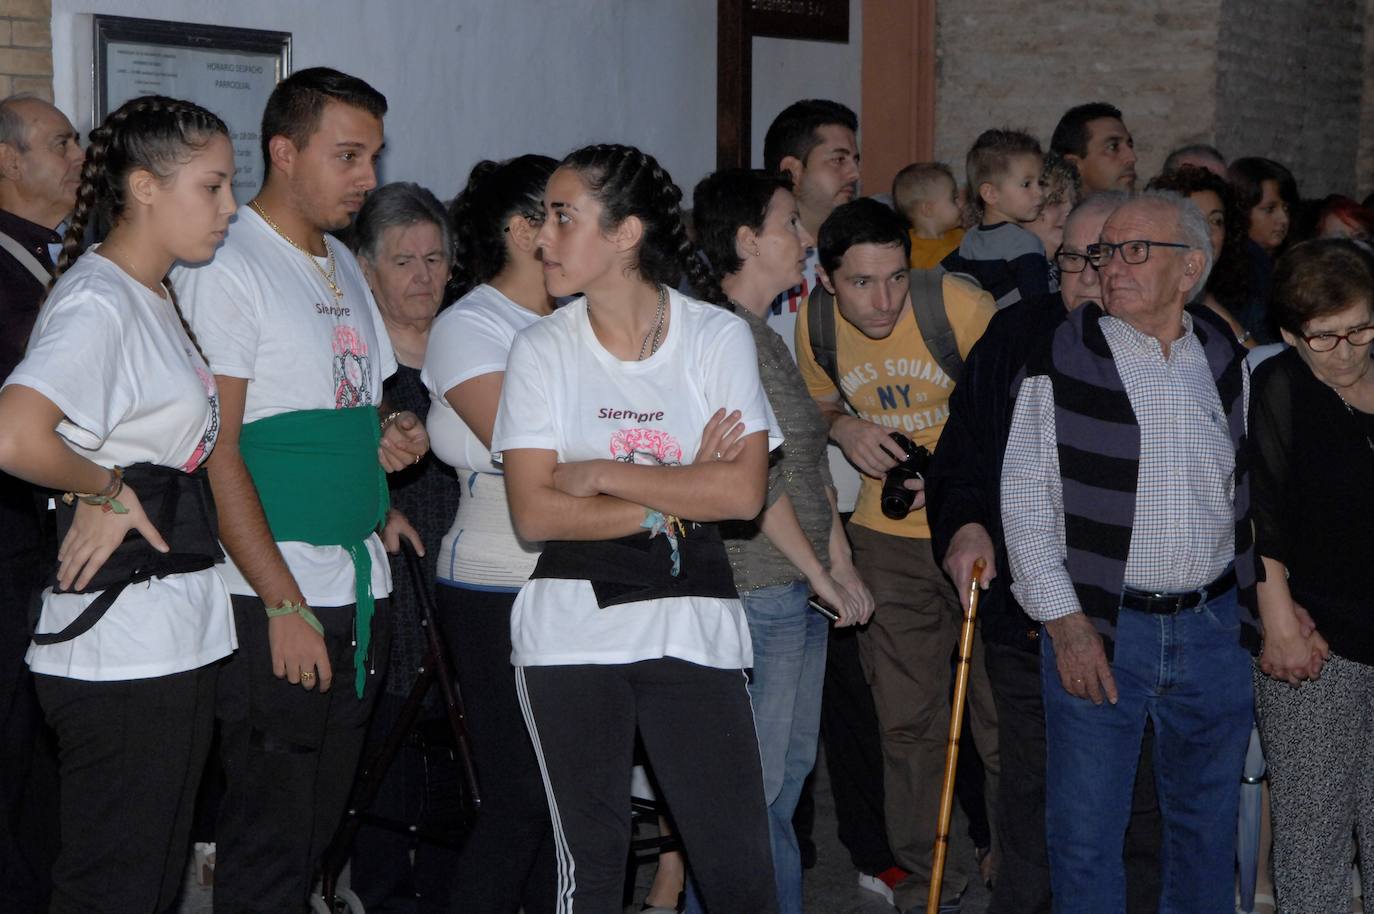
[264,600,325,636]
[379,410,404,432]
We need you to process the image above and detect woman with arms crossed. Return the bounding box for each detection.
[0,96,236,914]
[492,144,779,913]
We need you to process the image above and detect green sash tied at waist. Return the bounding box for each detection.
[240,406,389,698]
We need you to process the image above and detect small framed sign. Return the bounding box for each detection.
[749,0,849,43]
[94,15,291,202]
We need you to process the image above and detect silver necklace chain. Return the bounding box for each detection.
[1334,389,1374,455]
[637,285,667,360]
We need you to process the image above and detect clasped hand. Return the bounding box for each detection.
[378,410,430,472]
[1259,602,1329,686]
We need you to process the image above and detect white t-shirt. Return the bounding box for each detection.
[422,284,542,590]
[7,251,236,681]
[173,207,396,606]
[492,288,780,670]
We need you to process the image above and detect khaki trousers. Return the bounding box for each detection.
[849,524,999,912]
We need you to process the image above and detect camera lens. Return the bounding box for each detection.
[880,433,929,520]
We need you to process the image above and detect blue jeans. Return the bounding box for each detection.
[684,580,826,913]
[1041,588,1252,914]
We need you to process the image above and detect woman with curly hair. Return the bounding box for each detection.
[421,154,559,912]
[1148,164,1255,346]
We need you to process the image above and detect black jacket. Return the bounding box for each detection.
[927,291,1067,651]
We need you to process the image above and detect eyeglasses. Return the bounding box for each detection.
[1301,324,1374,352]
[1086,239,1192,267]
[1053,249,1097,274]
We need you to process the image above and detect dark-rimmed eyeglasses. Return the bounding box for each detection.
[1302,324,1374,352]
[1053,249,1097,274]
[1086,239,1191,267]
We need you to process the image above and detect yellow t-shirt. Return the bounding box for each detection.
[908,227,964,269]
[796,275,996,538]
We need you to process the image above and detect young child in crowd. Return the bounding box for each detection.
[1021,151,1081,260]
[942,128,1053,308]
[892,161,964,268]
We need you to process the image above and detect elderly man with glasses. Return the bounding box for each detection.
[1001,191,1258,913]
[930,191,1172,914]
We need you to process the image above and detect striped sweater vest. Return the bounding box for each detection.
[1030,302,1260,657]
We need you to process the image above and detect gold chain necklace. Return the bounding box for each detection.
[249,200,343,301]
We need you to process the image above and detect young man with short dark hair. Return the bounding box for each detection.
[799,198,998,913]
[762,99,860,355]
[176,67,428,913]
[1050,102,1138,193]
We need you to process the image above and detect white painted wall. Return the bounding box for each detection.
[52,0,861,202]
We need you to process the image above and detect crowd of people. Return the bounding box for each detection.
[0,64,1370,914]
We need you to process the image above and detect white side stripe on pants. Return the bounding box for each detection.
[515,665,577,912]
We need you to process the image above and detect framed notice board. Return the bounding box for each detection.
[94,15,291,202]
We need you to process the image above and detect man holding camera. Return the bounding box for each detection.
[797,198,997,913]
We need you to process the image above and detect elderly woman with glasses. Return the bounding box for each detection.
[346,181,463,909]
[1249,238,1374,913]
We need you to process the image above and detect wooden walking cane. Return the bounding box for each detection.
[926,558,987,914]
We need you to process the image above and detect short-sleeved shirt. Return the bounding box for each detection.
[173,206,397,606]
[422,284,543,589]
[796,275,997,538]
[8,251,235,680]
[492,289,780,669]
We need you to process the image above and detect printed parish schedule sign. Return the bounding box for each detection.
[95,16,292,203]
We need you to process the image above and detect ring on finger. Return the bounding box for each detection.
[301,669,314,683]
[713,451,723,460]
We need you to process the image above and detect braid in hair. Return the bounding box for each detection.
[52,124,110,283]
[447,154,557,301]
[562,144,706,295]
[55,95,228,284]
[53,96,227,358]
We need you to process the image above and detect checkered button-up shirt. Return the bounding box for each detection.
[1003,312,1247,622]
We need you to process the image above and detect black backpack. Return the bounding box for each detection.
[806,266,965,393]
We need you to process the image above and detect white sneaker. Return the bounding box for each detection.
[857,870,895,906]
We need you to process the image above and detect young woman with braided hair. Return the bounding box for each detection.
[0,94,236,913]
[492,143,780,912]
[420,154,559,912]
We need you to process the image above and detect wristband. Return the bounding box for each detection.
[63,466,127,514]
[380,410,404,432]
[265,600,325,636]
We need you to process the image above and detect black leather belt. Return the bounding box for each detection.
[1121,568,1236,615]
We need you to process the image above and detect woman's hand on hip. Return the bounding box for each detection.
[56,484,168,592]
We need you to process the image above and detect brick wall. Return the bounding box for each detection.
[933,0,1371,199]
[1357,0,1374,197]
[0,0,52,102]
[933,0,1223,190]
[1216,0,1364,198]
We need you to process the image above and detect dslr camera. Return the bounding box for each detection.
[880,432,931,520]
